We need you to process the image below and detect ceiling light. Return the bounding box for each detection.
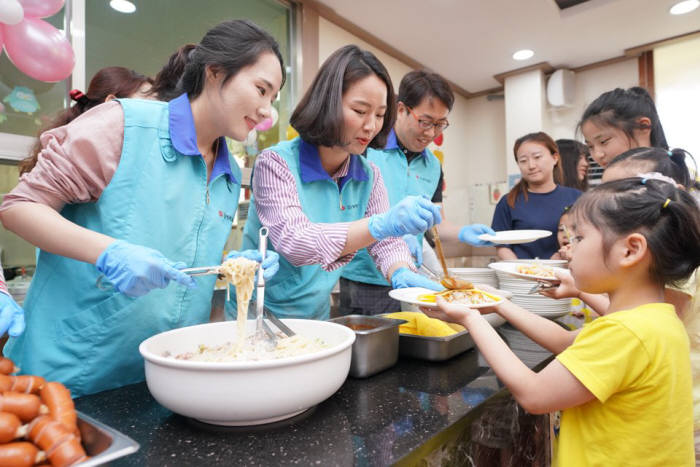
[512,49,534,61]
[110,0,136,14]
[669,0,699,15]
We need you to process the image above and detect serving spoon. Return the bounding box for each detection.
[430,226,473,290]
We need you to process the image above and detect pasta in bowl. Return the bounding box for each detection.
[139,319,355,426]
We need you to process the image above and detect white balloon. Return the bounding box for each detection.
[270,106,279,127]
[0,0,24,25]
[243,129,257,147]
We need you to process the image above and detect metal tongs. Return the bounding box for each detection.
[528,280,560,294]
[180,265,222,277]
[255,227,279,348]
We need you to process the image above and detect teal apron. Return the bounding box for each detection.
[341,129,440,285]
[4,95,241,397]
[235,138,374,320]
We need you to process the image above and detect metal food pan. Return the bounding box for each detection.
[397,330,475,361]
[75,410,139,466]
[328,315,405,378]
[393,314,506,362]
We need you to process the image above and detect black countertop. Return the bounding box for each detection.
[75,335,552,466]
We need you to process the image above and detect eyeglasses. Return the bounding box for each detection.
[406,106,449,133]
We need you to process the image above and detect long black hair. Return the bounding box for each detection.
[570,178,700,287]
[150,19,285,101]
[607,147,699,190]
[290,45,396,149]
[556,139,589,191]
[578,87,668,149]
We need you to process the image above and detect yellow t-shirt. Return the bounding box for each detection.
[682,272,700,431]
[556,303,694,467]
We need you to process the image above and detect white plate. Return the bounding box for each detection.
[389,287,505,311]
[489,262,567,282]
[478,229,552,245]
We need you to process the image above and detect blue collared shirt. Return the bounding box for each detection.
[298,139,368,191]
[168,93,237,184]
[384,129,428,159]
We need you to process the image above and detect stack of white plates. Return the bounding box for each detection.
[7,277,30,306]
[494,272,538,294]
[510,294,571,319]
[489,260,571,319]
[448,268,498,288]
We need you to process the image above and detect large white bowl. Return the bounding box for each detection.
[139,319,355,426]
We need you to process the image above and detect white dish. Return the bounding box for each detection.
[139,319,355,426]
[478,229,552,245]
[489,262,567,282]
[389,287,505,311]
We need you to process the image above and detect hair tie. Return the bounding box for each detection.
[69,89,90,106]
[662,198,671,209]
[667,150,673,157]
[641,178,647,185]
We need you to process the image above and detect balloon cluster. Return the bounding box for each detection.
[0,0,75,83]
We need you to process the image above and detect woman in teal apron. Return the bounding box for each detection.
[237,45,443,321]
[0,20,283,397]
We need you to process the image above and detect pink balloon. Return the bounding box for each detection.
[18,0,64,19]
[255,118,274,132]
[3,17,74,82]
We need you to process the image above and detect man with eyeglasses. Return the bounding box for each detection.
[339,70,495,316]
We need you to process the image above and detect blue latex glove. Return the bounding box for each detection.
[458,224,496,246]
[225,250,280,281]
[368,195,442,240]
[391,267,443,291]
[402,234,423,267]
[0,292,25,337]
[95,240,196,298]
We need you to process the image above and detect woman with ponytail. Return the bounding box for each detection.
[491,132,582,260]
[579,86,681,168]
[20,67,152,175]
[0,19,284,397]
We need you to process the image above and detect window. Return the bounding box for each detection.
[0,0,298,270]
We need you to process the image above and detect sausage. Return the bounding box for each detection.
[28,416,87,467]
[0,357,18,375]
[39,383,77,436]
[0,393,47,423]
[0,375,47,394]
[0,442,45,467]
[0,412,28,443]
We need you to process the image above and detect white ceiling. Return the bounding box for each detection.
[313,0,700,93]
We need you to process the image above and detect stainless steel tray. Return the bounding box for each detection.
[397,330,475,361]
[392,314,506,362]
[75,410,139,466]
[328,315,405,378]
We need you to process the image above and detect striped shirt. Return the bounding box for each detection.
[252,149,413,277]
[0,267,6,295]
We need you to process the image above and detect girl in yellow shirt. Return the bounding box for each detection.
[424,177,699,466]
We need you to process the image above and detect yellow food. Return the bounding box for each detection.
[418,288,502,306]
[516,263,556,279]
[384,312,458,337]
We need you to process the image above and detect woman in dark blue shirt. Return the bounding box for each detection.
[491,132,581,259]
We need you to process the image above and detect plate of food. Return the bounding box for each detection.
[389,287,504,311]
[478,229,552,245]
[488,261,566,282]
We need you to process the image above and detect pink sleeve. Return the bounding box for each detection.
[252,150,354,271]
[365,164,415,278]
[0,101,124,213]
[0,265,6,295]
